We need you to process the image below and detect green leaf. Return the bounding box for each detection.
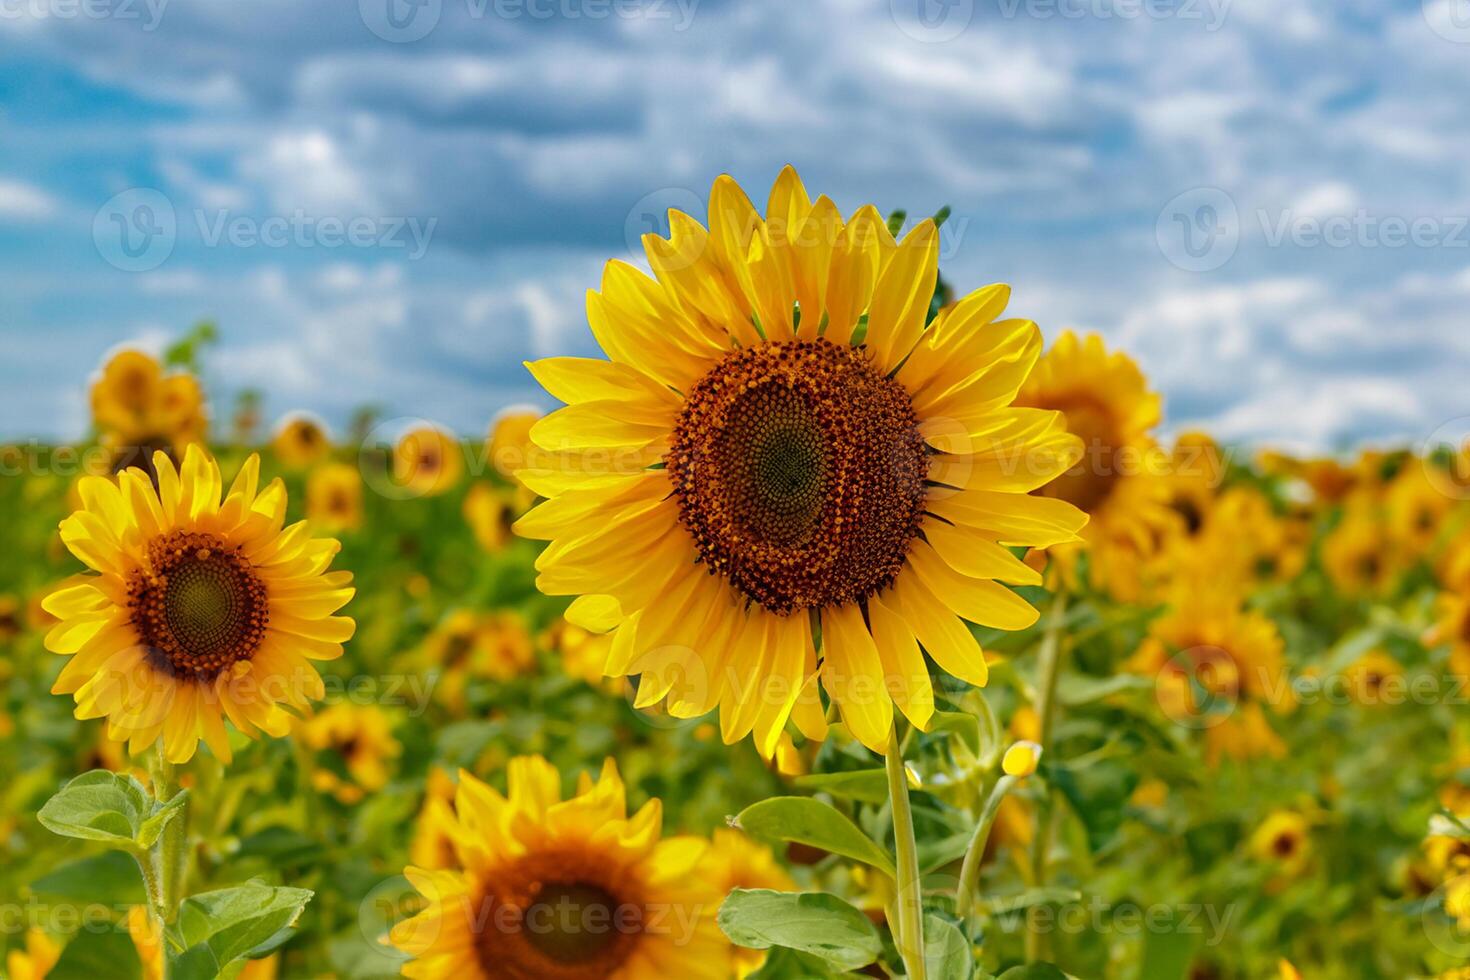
[999,966,1070,980]
[37,770,187,850]
[747,945,856,979]
[1137,927,1197,980]
[30,851,146,905]
[793,769,889,804]
[923,913,973,980]
[735,798,896,876]
[235,826,324,867]
[718,889,882,972]
[1055,673,1152,706]
[930,711,982,755]
[168,881,313,979]
[47,925,143,980]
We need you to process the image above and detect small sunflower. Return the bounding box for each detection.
[42,445,356,763]
[516,168,1086,756]
[90,350,207,478]
[272,413,332,470]
[1129,590,1289,765]
[1384,462,1454,557]
[421,610,536,712]
[390,755,728,980]
[306,462,364,532]
[1249,810,1312,881]
[463,482,514,553]
[541,615,617,690]
[394,426,465,498]
[299,702,402,804]
[1343,649,1402,706]
[488,408,542,481]
[5,927,60,980]
[1323,501,1401,597]
[410,767,461,871]
[1014,331,1172,601]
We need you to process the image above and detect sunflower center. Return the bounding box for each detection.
[1037,395,1122,515]
[129,531,268,681]
[475,856,645,980]
[667,338,928,615]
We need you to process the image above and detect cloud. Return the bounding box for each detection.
[0,178,57,220]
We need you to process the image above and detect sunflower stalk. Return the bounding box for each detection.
[147,744,188,979]
[1025,588,1070,962]
[955,773,1020,921]
[885,723,927,980]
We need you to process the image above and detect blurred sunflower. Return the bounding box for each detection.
[306,462,364,532]
[272,413,332,470]
[705,828,796,978]
[42,445,356,763]
[390,755,728,980]
[463,482,514,553]
[90,350,207,479]
[1014,331,1172,601]
[409,766,460,871]
[488,408,541,480]
[1384,462,1454,557]
[1129,591,1289,765]
[299,702,402,804]
[1250,810,1312,883]
[5,927,59,980]
[1322,502,1401,597]
[540,614,616,690]
[394,426,465,498]
[0,593,20,643]
[1343,649,1402,706]
[421,610,536,711]
[516,168,1086,756]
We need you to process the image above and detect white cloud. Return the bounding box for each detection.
[0,178,57,220]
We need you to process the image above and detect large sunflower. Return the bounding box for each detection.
[42,445,355,763]
[515,169,1086,755]
[1013,331,1173,600]
[390,755,728,980]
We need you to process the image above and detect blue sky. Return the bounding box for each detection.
[3,0,1469,452]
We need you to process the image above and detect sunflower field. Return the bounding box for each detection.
[3,170,1470,980]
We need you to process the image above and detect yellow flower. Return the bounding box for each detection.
[541,615,617,690]
[1322,501,1401,597]
[1160,431,1226,538]
[422,610,536,711]
[1015,331,1172,601]
[390,755,729,980]
[1385,461,1454,557]
[1003,740,1041,778]
[1250,810,1312,880]
[1343,649,1402,706]
[299,703,402,804]
[90,350,207,475]
[306,462,364,532]
[705,828,796,978]
[271,413,332,469]
[0,593,20,643]
[463,482,513,553]
[488,408,542,482]
[1279,960,1303,980]
[516,168,1086,756]
[393,426,464,498]
[5,927,60,980]
[42,445,356,763]
[1129,590,1289,765]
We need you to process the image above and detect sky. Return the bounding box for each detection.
[3,0,1470,453]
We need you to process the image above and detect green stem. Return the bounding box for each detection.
[885,723,926,980]
[955,774,1019,921]
[1025,589,1069,962]
[148,745,189,980]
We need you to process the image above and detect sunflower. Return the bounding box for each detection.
[299,702,402,804]
[1128,590,1289,765]
[5,927,60,980]
[540,615,617,690]
[489,408,542,481]
[515,169,1086,756]
[90,349,207,478]
[421,610,536,711]
[1384,461,1454,557]
[1343,649,1402,706]
[705,828,796,978]
[1322,501,1401,597]
[463,482,514,553]
[1013,331,1172,601]
[0,593,20,643]
[390,755,728,980]
[410,767,462,871]
[272,413,332,470]
[394,426,465,498]
[307,462,364,532]
[42,445,356,763]
[1249,810,1312,882]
